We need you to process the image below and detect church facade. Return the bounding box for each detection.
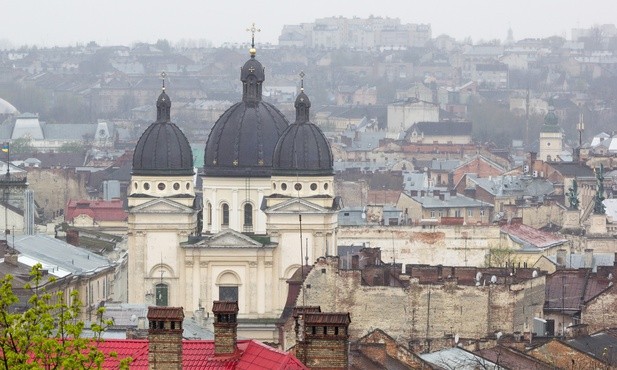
[127,46,339,341]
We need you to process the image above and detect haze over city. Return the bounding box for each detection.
[1,0,616,47]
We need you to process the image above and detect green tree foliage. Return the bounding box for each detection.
[484,245,519,268]
[9,138,34,154]
[0,264,131,369]
[58,142,86,153]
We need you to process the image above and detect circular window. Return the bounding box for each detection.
[134,182,138,189]
[546,142,551,146]
[294,183,302,191]
[144,182,150,190]
[273,183,277,190]
[158,183,166,191]
[324,183,329,190]
[281,183,287,191]
[186,182,190,190]
[173,182,180,191]
[310,183,317,191]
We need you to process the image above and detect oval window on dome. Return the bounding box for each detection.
[273,183,277,190]
[144,182,150,191]
[310,183,317,191]
[281,183,287,191]
[294,183,302,191]
[173,182,180,191]
[186,182,190,190]
[324,183,329,190]
[134,182,138,190]
[158,183,166,191]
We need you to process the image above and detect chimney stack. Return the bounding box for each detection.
[296,312,351,370]
[212,301,239,355]
[147,306,184,370]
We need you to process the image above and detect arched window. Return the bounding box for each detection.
[155,283,168,306]
[222,203,229,226]
[218,272,240,304]
[243,203,253,232]
[207,202,212,226]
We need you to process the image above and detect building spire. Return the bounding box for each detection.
[156,71,171,123]
[295,71,310,124]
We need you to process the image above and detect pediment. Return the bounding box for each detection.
[131,198,194,214]
[206,229,265,248]
[266,198,329,214]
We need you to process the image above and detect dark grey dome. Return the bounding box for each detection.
[133,90,194,176]
[204,49,289,177]
[272,89,333,176]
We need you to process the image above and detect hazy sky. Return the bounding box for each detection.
[1,0,615,47]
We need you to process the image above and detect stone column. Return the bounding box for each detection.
[248,261,258,316]
[232,189,239,231]
[211,189,219,233]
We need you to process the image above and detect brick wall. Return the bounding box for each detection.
[582,284,617,333]
[300,257,545,347]
[338,225,502,268]
[527,339,605,369]
[148,330,182,370]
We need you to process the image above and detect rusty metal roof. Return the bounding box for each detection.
[292,306,321,317]
[212,301,239,313]
[147,306,184,320]
[303,312,351,326]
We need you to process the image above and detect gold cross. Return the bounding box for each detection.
[160,71,167,90]
[246,22,261,47]
[299,71,305,91]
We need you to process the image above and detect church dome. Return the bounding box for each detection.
[204,48,288,177]
[541,105,561,133]
[272,89,333,176]
[133,90,194,176]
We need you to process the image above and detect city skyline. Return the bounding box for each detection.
[1,0,615,48]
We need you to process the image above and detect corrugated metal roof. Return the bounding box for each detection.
[97,339,307,369]
[212,301,239,313]
[501,223,567,250]
[147,306,184,320]
[13,234,115,276]
[303,312,351,325]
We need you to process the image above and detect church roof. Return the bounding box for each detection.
[272,88,333,176]
[203,47,288,178]
[132,89,194,176]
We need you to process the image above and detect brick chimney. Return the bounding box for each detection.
[212,301,239,355]
[147,306,184,370]
[296,312,351,369]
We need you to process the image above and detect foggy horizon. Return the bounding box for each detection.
[1,0,615,48]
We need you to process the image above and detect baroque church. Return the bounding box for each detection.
[127,43,339,341]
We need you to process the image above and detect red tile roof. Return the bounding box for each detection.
[97,339,307,369]
[65,199,128,222]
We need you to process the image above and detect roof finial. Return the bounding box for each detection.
[160,71,167,91]
[299,71,305,92]
[246,22,260,57]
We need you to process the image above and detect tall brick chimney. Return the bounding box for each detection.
[296,312,351,370]
[147,306,184,370]
[212,301,239,355]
